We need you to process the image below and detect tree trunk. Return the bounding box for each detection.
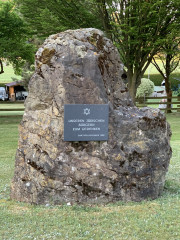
[0,59,4,74]
[165,76,172,113]
[127,70,142,104]
[165,53,173,113]
[96,0,112,39]
[128,81,136,103]
[152,53,174,113]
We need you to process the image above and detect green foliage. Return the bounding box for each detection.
[0,1,35,74]
[13,0,180,100]
[15,0,103,38]
[106,0,180,99]
[143,74,163,86]
[143,73,180,88]
[151,35,180,97]
[136,78,154,98]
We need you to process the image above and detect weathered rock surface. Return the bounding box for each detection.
[11,28,172,204]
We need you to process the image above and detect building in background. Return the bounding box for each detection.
[5,81,28,101]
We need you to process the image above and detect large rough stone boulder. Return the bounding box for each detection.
[11,28,171,204]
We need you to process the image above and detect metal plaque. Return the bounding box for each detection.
[64,104,109,141]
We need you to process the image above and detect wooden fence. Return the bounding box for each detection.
[0,97,180,117]
[0,101,24,117]
[136,96,180,113]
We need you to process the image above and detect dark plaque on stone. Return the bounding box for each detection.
[64,104,109,141]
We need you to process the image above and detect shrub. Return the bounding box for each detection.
[177,89,180,97]
[136,78,154,98]
[143,73,180,87]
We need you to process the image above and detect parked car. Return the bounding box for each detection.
[16,91,28,100]
[150,86,165,97]
[0,87,8,101]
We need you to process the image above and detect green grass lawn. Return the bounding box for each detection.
[0,62,179,86]
[0,113,180,240]
[0,65,21,85]
[0,103,24,109]
[144,60,180,75]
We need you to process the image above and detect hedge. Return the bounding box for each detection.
[143,73,180,88]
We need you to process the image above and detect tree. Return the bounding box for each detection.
[15,0,180,101]
[0,1,35,75]
[99,0,180,101]
[152,36,180,113]
[15,0,103,38]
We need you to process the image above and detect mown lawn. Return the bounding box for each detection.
[0,62,179,86]
[144,60,180,75]
[0,65,21,85]
[0,113,179,240]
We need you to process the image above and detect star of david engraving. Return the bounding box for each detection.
[83,108,90,115]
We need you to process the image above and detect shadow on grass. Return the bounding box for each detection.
[0,115,22,124]
[163,180,180,195]
[71,205,101,212]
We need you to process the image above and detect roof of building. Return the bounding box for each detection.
[5,81,22,87]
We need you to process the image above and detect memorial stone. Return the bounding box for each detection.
[11,28,172,204]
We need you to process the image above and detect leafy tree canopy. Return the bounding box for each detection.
[15,0,103,38]
[103,0,180,99]
[15,0,180,100]
[0,1,35,75]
